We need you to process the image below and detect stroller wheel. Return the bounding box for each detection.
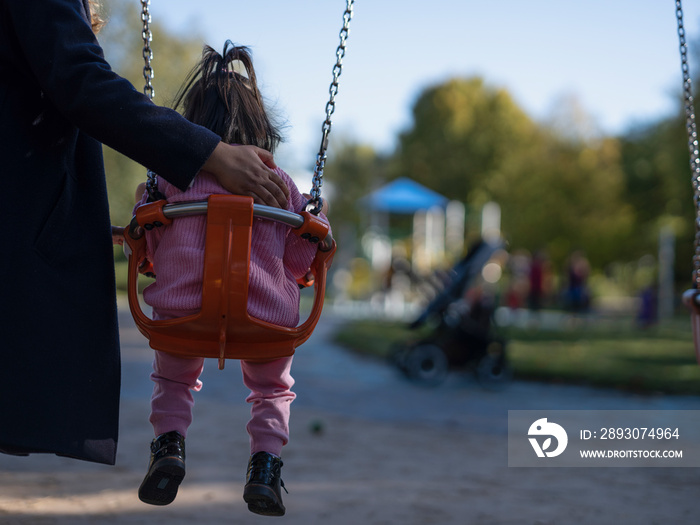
[405,344,449,386]
[475,345,512,390]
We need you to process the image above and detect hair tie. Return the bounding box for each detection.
[225,59,248,78]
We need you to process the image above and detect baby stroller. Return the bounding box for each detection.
[392,239,511,388]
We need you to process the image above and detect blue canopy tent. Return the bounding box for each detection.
[358,178,453,274]
[361,177,448,213]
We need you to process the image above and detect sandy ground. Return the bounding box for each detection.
[1,304,700,524]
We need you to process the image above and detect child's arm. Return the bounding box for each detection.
[135,182,148,202]
[271,168,331,280]
[111,226,125,246]
[296,194,330,283]
[285,207,331,282]
[130,183,161,264]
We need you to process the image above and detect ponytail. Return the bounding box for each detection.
[173,41,282,153]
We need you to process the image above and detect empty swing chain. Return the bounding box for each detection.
[140,0,164,201]
[308,0,355,214]
[677,0,700,288]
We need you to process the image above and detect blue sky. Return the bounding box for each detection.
[147,0,700,176]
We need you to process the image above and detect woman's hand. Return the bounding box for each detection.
[203,142,289,208]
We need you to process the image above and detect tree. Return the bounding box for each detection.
[493,132,635,268]
[619,113,696,284]
[392,76,635,270]
[394,77,540,207]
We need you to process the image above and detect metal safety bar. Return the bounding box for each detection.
[152,201,334,251]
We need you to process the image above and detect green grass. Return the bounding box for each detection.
[331,316,700,396]
[332,319,431,359]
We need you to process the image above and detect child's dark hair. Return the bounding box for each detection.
[173,41,282,153]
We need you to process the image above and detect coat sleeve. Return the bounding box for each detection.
[3,0,220,191]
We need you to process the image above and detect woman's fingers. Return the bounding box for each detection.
[205,143,288,208]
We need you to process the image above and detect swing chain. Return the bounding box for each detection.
[140,0,154,101]
[677,0,700,288]
[308,0,355,214]
[140,0,165,201]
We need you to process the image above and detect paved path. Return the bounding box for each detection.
[0,304,699,524]
[292,310,700,429]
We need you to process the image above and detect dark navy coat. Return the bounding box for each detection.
[0,0,220,464]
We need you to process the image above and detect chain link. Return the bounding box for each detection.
[308,0,355,214]
[140,0,154,100]
[140,0,164,201]
[677,0,700,287]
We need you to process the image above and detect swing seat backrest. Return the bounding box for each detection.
[124,194,336,368]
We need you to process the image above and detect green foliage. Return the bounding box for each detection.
[388,76,636,269]
[619,114,695,282]
[492,135,635,267]
[97,0,205,226]
[395,77,539,208]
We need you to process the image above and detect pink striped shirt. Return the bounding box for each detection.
[136,166,327,328]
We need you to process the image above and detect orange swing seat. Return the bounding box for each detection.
[123,194,336,369]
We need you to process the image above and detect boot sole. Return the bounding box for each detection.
[243,483,286,516]
[138,457,185,506]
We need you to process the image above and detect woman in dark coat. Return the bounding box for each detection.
[0,0,289,465]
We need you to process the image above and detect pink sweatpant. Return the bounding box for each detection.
[148,311,296,456]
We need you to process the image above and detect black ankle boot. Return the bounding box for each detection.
[243,451,287,516]
[138,431,186,506]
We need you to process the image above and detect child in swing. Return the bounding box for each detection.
[134,41,329,516]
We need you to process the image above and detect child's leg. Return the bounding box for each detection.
[139,309,203,506]
[149,350,205,438]
[240,356,296,456]
[140,350,202,506]
[148,308,204,437]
